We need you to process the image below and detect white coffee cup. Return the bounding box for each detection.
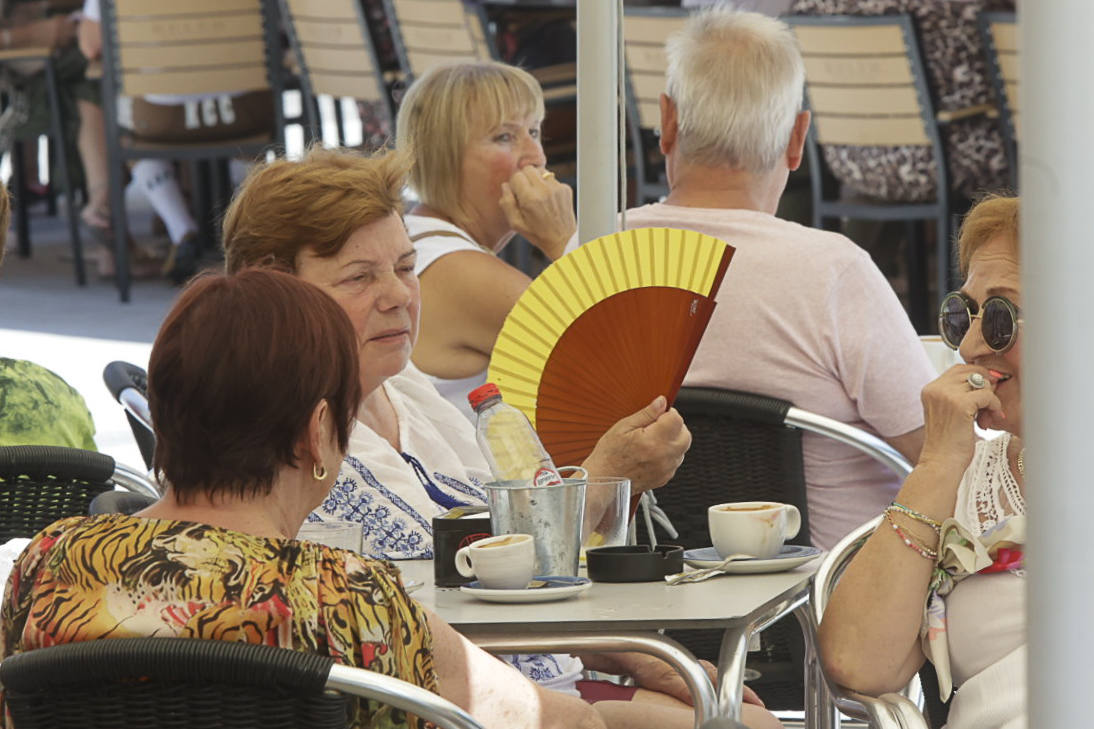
[455,533,535,589]
[708,501,801,559]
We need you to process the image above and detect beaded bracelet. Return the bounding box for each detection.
[884,509,938,560]
[887,501,942,533]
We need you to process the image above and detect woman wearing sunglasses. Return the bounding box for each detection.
[818,195,1026,729]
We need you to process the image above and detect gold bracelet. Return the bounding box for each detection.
[884,510,938,560]
[886,502,942,533]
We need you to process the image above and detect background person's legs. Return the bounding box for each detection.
[76,98,110,230]
[130,159,198,283]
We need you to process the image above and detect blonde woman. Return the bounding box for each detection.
[395,61,579,421]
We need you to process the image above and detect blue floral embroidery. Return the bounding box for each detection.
[504,654,568,682]
[318,456,436,559]
[433,472,487,502]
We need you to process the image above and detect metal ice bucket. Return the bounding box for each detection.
[484,477,587,577]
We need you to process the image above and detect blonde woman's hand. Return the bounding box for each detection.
[499,166,576,261]
[918,364,1005,476]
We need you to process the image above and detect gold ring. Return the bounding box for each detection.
[541,170,555,180]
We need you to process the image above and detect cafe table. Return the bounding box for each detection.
[396,559,819,728]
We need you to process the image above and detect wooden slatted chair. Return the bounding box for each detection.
[622,6,689,204]
[385,0,485,81]
[978,11,1018,188]
[98,0,285,302]
[788,14,977,333]
[280,0,393,145]
[386,1,575,107]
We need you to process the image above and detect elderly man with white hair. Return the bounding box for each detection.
[570,7,935,550]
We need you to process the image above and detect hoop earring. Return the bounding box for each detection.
[312,463,328,481]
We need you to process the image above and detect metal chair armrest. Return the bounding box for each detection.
[111,461,160,498]
[830,688,922,729]
[118,387,153,434]
[327,663,484,729]
[784,408,913,478]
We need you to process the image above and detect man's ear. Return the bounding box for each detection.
[659,93,678,157]
[786,110,811,171]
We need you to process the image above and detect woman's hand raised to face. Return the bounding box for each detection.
[499,166,577,261]
[918,364,1006,476]
[581,396,692,495]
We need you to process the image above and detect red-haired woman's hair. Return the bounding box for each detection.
[148,269,360,502]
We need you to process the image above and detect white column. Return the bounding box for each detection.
[1023,1,1094,726]
[576,0,620,244]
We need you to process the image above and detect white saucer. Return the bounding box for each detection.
[682,545,822,574]
[460,576,592,604]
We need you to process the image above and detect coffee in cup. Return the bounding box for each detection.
[455,533,535,589]
[708,501,801,559]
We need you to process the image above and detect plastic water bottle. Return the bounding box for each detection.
[468,383,564,487]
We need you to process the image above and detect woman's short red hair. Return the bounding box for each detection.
[148,269,361,501]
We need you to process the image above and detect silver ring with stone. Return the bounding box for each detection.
[967,372,987,390]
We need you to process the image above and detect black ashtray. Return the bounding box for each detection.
[586,545,684,582]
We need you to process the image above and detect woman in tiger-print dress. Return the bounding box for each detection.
[0,270,604,729]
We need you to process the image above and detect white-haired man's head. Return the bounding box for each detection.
[664,5,805,173]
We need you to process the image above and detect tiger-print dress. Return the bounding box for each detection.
[0,514,438,729]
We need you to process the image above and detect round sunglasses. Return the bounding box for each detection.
[938,291,1023,352]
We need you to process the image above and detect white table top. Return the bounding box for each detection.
[396,559,818,634]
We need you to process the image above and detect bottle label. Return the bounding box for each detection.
[533,466,564,488]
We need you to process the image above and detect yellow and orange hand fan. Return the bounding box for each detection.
[487,227,735,468]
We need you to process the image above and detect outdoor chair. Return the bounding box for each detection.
[787,14,987,332]
[279,0,394,145]
[88,488,156,515]
[636,386,912,713]
[978,11,1018,189]
[810,517,935,729]
[385,0,487,82]
[98,0,285,302]
[622,6,689,204]
[0,445,158,541]
[103,360,154,470]
[0,637,484,729]
[1,49,84,284]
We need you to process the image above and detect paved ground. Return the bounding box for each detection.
[1,196,183,468]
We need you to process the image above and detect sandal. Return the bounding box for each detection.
[82,209,165,281]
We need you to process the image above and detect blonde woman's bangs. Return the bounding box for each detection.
[464,67,545,135]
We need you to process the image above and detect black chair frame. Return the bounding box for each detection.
[0,638,484,729]
[977,11,1018,190]
[3,52,85,284]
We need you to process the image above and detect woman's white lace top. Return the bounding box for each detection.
[955,432,1026,536]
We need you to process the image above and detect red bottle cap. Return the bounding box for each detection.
[467,383,502,411]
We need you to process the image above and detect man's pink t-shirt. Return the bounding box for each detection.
[570,204,936,549]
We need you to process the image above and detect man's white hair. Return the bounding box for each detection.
[665,4,805,172]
